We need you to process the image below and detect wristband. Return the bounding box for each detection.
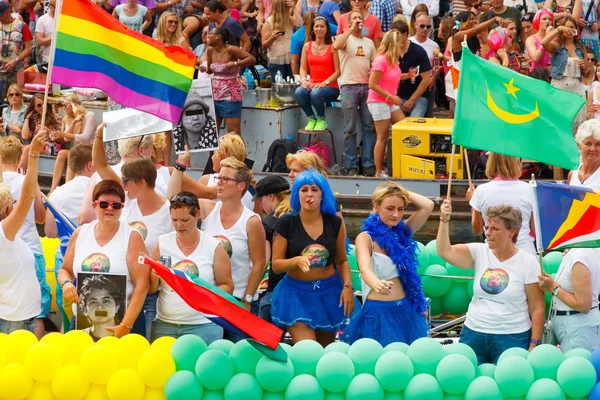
[176,160,190,168]
[119,322,133,330]
[343,282,354,291]
[29,153,40,158]
[552,285,561,296]
[174,163,186,172]
[440,216,450,223]
[59,279,72,289]
[530,339,541,346]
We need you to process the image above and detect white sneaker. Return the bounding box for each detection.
[378,171,389,179]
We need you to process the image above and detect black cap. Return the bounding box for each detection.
[0,2,11,16]
[253,175,290,200]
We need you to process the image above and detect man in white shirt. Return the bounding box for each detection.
[400,0,439,19]
[410,14,440,117]
[504,0,538,14]
[35,0,55,63]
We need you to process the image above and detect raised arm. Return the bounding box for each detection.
[404,191,434,233]
[92,123,120,182]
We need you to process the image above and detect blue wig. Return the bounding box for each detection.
[290,169,337,215]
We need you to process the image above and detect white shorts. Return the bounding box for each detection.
[367,102,400,121]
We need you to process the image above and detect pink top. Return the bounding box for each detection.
[307,42,339,89]
[231,8,242,21]
[366,54,401,104]
[530,35,551,72]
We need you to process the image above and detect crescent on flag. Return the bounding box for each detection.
[486,83,540,125]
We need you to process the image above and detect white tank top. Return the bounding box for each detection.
[360,233,399,300]
[207,173,255,211]
[201,201,259,298]
[569,164,600,189]
[156,231,219,324]
[73,221,138,302]
[120,198,173,254]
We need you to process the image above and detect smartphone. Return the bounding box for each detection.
[1,44,9,58]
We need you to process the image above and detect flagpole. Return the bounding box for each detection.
[39,0,63,130]
[463,148,473,188]
[41,191,76,232]
[530,174,545,274]
[447,144,456,198]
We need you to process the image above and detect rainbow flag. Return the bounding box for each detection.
[52,0,196,123]
[536,181,600,250]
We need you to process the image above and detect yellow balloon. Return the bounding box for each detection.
[137,349,176,388]
[40,333,63,346]
[116,334,150,370]
[27,382,57,400]
[80,346,118,385]
[141,387,166,400]
[106,369,145,400]
[24,343,62,382]
[83,384,110,400]
[6,330,38,364]
[96,336,119,349]
[51,365,90,400]
[0,363,34,400]
[150,336,176,353]
[58,331,94,365]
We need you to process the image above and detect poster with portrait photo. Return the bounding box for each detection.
[173,78,219,154]
[76,273,127,342]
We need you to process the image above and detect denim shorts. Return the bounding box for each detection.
[460,325,531,365]
[366,102,400,121]
[0,317,35,334]
[151,319,224,345]
[214,100,242,118]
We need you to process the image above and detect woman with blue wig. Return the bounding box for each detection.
[270,169,355,345]
[341,182,433,345]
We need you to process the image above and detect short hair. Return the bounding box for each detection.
[79,274,125,322]
[206,0,228,12]
[392,14,407,24]
[372,182,410,210]
[286,150,328,176]
[92,180,126,202]
[0,183,12,221]
[532,8,554,32]
[485,153,522,180]
[485,205,522,244]
[219,133,246,162]
[290,169,337,215]
[390,19,409,35]
[576,119,600,144]
[68,143,92,174]
[117,135,154,158]
[219,157,254,195]
[0,136,23,164]
[6,83,23,98]
[529,66,550,82]
[170,191,200,216]
[121,158,157,189]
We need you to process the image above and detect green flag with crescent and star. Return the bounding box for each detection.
[452,48,584,170]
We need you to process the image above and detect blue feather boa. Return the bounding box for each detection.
[362,213,427,314]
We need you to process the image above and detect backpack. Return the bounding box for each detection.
[262,138,297,173]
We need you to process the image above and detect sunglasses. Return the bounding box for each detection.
[121,177,139,185]
[8,93,20,97]
[472,2,482,7]
[95,200,124,210]
[215,175,242,184]
[167,20,179,25]
[419,24,432,29]
[170,195,197,205]
[521,15,533,22]
[35,103,43,108]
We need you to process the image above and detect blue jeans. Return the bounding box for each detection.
[143,292,159,341]
[460,325,531,365]
[258,291,274,323]
[341,84,375,169]
[294,86,340,118]
[400,96,428,118]
[0,317,35,334]
[151,320,224,345]
[268,63,294,82]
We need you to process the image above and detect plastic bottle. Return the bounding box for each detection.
[243,70,254,90]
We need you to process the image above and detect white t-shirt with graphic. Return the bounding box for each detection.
[464,243,539,334]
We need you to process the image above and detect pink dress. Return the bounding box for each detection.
[529,35,551,72]
[210,62,243,102]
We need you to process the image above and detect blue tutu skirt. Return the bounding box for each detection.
[271,272,345,333]
[340,298,429,346]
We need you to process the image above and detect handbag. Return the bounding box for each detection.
[302,139,331,167]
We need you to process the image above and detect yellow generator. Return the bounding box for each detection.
[398,154,435,179]
[391,118,464,179]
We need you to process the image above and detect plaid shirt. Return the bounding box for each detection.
[154,0,193,24]
[369,0,395,32]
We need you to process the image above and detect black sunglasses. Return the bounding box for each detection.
[95,200,124,210]
[419,24,432,29]
[170,195,197,206]
[122,177,139,185]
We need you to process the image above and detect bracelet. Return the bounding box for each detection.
[29,153,40,158]
[301,77,307,82]
[385,94,390,101]
[234,61,238,67]
[530,339,542,346]
[176,160,190,168]
[552,285,561,296]
[440,216,450,223]
[174,163,186,172]
[119,322,133,330]
[343,282,354,291]
[95,135,102,140]
[59,279,72,289]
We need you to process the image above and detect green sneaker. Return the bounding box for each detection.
[314,118,328,131]
[304,118,316,131]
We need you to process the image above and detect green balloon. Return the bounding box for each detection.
[195,350,234,391]
[324,342,350,354]
[564,348,591,360]
[498,347,529,363]
[165,370,204,400]
[425,240,446,266]
[348,245,361,290]
[407,337,445,376]
[208,339,234,355]
[347,338,384,375]
[384,342,409,354]
[494,355,534,398]
[346,374,384,400]
[261,392,286,400]
[417,242,429,269]
[286,374,324,400]
[316,352,355,393]
[384,392,405,400]
[229,340,263,375]
[443,343,477,369]
[556,356,596,398]
[436,354,475,395]
[465,376,502,400]
[443,395,465,400]
[289,340,324,376]
[422,265,452,298]
[404,373,443,400]
[255,355,295,393]
[466,280,474,298]
[202,390,225,400]
[526,378,565,400]
[374,351,414,392]
[430,297,444,317]
[171,335,207,372]
[477,364,496,378]
[324,392,347,400]
[280,343,292,353]
[442,284,471,315]
[543,252,563,275]
[224,373,262,400]
[528,344,565,381]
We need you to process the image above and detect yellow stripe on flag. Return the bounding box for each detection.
[549,191,600,248]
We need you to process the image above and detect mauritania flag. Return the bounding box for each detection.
[453,49,585,170]
[535,181,600,250]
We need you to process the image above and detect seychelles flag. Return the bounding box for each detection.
[535,181,600,250]
[140,256,286,361]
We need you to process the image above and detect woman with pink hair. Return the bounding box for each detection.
[486,27,509,66]
[525,9,554,72]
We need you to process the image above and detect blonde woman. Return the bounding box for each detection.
[367,29,408,178]
[341,182,433,345]
[1,83,26,141]
[157,11,191,48]
[261,0,301,81]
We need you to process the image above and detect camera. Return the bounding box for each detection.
[588,21,596,28]
[516,4,524,11]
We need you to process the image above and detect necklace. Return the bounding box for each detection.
[176,231,200,249]
[214,47,227,61]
